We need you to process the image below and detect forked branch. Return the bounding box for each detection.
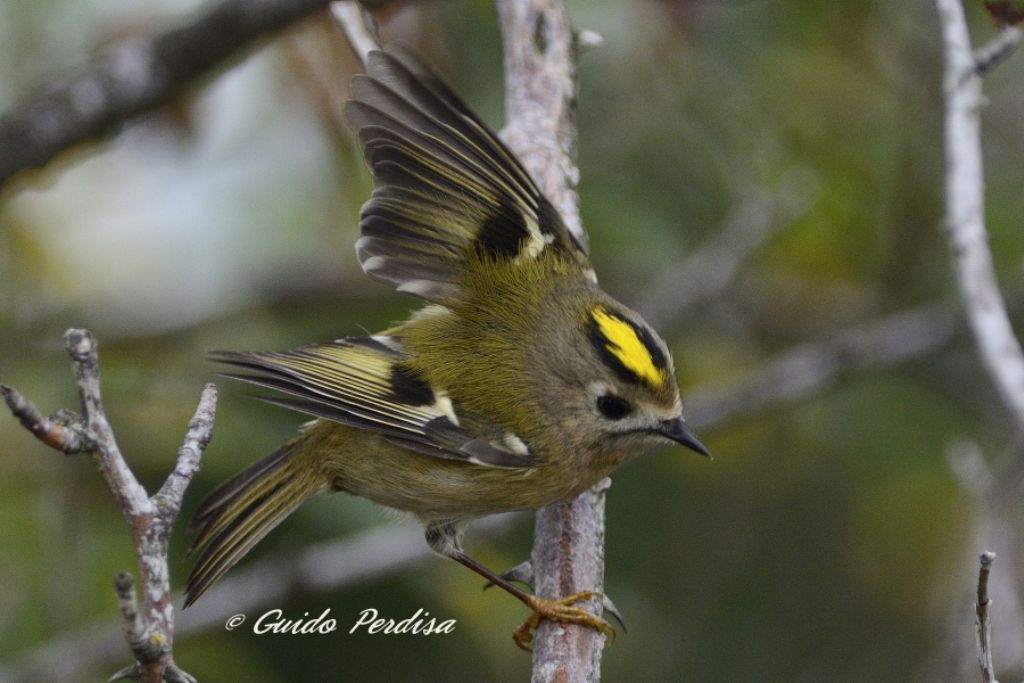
[1,329,216,683]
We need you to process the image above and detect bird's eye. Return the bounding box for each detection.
[596,394,632,420]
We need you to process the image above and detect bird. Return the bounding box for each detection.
[184,44,711,650]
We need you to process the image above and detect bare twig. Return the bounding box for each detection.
[939,436,1024,682]
[973,25,1022,76]
[934,5,1024,676]
[0,386,95,452]
[65,330,152,518]
[154,389,218,515]
[330,1,380,65]
[1,329,216,683]
[113,573,147,652]
[0,0,336,189]
[936,0,1024,430]
[976,551,998,683]
[494,0,608,678]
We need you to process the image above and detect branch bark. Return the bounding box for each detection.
[936,0,1024,429]
[935,4,1024,677]
[0,0,336,190]
[330,1,380,64]
[976,551,998,683]
[495,1,608,679]
[1,329,216,683]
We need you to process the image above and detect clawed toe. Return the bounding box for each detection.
[513,591,616,652]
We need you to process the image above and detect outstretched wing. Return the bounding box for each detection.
[211,336,534,468]
[344,45,593,304]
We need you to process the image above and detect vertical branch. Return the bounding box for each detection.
[936,0,1024,428]
[330,0,380,65]
[2,329,217,683]
[976,551,998,683]
[498,0,585,247]
[64,330,152,519]
[936,4,1023,678]
[496,1,607,679]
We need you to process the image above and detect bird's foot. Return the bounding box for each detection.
[485,561,627,635]
[513,591,616,652]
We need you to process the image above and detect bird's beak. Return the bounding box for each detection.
[658,417,712,459]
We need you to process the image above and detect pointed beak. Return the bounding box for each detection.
[658,417,712,459]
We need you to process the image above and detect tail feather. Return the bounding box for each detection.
[184,443,324,607]
[190,445,292,532]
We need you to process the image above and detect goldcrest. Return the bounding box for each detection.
[185,45,710,649]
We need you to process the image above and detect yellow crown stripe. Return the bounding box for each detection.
[591,307,666,388]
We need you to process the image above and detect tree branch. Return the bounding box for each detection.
[154,389,218,515]
[976,551,998,683]
[65,329,153,519]
[113,573,150,658]
[1,329,217,683]
[0,387,95,453]
[936,0,1024,430]
[934,5,1024,677]
[973,25,1022,76]
[0,0,336,190]
[330,0,380,64]
[495,0,608,678]
[498,0,586,249]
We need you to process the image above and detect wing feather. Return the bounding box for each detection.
[211,339,534,468]
[344,45,592,304]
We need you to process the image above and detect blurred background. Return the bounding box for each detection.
[2,0,1024,680]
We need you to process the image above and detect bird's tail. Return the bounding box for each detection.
[184,441,325,607]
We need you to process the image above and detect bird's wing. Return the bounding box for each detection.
[211,336,534,468]
[344,44,594,304]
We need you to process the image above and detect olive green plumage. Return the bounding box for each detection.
[184,45,709,621]
[186,442,324,605]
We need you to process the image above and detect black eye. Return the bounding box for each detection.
[597,394,632,420]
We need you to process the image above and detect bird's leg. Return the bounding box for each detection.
[457,552,614,651]
[425,520,615,651]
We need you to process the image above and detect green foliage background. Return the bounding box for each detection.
[1,0,1022,680]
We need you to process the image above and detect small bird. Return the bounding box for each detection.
[184,45,710,649]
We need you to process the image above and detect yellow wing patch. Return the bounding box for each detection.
[590,306,667,388]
